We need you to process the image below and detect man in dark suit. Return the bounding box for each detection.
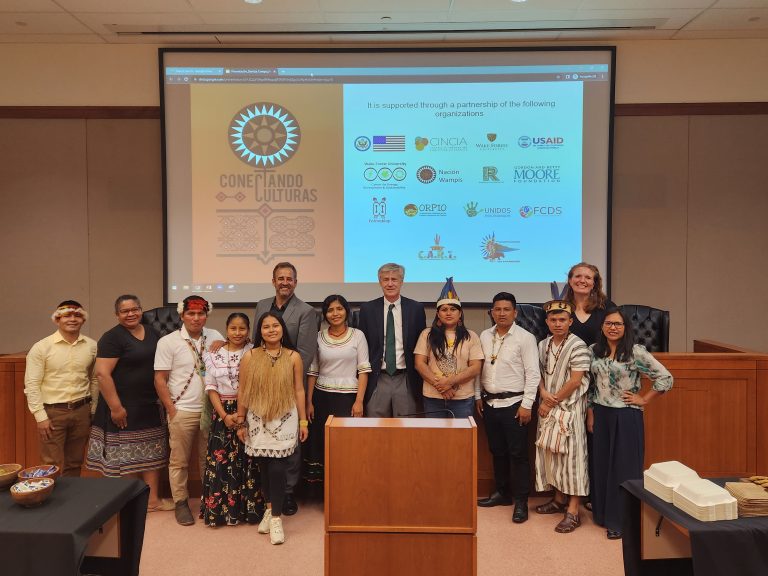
[358,263,426,417]
[253,262,319,515]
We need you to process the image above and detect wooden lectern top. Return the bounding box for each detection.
[327,416,475,430]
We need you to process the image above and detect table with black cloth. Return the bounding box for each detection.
[621,478,768,576]
[0,477,148,576]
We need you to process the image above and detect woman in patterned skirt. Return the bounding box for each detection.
[236,312,308,545]
[86,295,170,511]
[305,295,371,487]
[589,306,673,539]
[200,312,264,527]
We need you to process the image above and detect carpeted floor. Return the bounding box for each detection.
[140,496,623,575]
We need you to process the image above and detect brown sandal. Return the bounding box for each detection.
[555,512,581,533]
[535,499,567,514]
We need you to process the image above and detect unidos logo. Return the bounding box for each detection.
[229,102,300,167]
[417,165,437,184]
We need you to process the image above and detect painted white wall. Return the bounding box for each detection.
[1,39,767,106]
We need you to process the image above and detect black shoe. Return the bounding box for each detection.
[512,500,529,524]
[607,530,622,540]
[477,491,513,507]
[283,493,298,516]
[174,499,195,526]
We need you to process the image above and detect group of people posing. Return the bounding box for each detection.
[24,261,672,545]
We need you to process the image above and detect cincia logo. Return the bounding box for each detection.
[415,137,429,151]
[518,136,531,148]
[355,136,371,151]
[417,165,437,184]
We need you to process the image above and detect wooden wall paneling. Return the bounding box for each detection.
[686,115,768,353]
[610,116,689,352]
[85,119,164,339]
[0,358,17,463]
[757,361,768,475]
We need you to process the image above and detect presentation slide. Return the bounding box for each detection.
[161,49,614,305]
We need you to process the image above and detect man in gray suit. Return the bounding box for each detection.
[253,261,319,515]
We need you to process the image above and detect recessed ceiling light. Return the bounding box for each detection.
[381,16,392,21]
[244,0,263,4]
[510,0,527,3]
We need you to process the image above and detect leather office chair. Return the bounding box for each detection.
[141,306,182,337]
[618,304,670,353]
[513,304,549,343]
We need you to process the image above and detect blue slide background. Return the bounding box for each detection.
[343,81,583,283]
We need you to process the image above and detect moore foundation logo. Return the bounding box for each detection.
[229,103,301,167]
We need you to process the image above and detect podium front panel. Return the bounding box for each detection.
[326,533,476,576]
[326,417,476,532]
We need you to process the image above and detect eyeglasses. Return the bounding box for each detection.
[118,307,142,315]
[603,321,625,328]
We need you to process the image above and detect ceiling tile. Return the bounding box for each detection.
[215,33,332,43]
[674,27,768,37]
[323,11,449,24]
[55,0,193,12]
[448,10,578,22]
[104,33,219,44]
[74,11,205,35]
[191,0,323,12]
[580,0,712,8]
[683,8,768,29]
[198,12,325,25]
[557,29,677,39]
[321,0,450,11]
[0,13,93,34]
[452,0,580,9]
[0,0,64,12]
[575,9,704,29]
[0,33,104,43]
[711,0,768,7]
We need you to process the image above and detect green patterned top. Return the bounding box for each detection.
[588,344,673,410]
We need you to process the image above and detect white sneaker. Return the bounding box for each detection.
[269,516,285,545]
[258,508,272,534]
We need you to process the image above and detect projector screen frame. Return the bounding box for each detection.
[158,45,616,307]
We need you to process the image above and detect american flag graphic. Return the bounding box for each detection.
[373,135,405,151]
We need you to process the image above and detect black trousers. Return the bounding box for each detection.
[258,456,291,517]
[483,400,529,501]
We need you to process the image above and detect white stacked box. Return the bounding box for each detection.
[672,478,738,521]
[643,461,700,502]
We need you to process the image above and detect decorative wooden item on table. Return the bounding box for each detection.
[0,464,22,490]
[10,478,55,507]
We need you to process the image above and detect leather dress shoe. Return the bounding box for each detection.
[512,500,529,524]
[477,491,513,507]
[283,493,298,516]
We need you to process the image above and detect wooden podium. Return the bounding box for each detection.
[324,416,477,576]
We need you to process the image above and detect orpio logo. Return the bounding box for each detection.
[229,102,300,167]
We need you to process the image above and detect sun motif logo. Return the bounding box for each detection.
[229,103,301,167]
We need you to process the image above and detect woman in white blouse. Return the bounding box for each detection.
[305,295,371,486]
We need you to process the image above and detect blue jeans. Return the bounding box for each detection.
[422,396,475,419]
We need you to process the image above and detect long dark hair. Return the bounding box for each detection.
[253,312,295,350]
[428,305,470,359]
[592,307,635,362]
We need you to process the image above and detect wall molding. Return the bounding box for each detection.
[1,103,768,119]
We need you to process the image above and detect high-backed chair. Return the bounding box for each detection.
[141,306,182,337]
[618,304,670,353]
[514,303,548,343]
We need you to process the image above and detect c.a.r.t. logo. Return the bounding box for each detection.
[229,102,301,167]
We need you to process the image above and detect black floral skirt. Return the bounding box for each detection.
[200,399,265,526]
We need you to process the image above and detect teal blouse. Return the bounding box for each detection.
[588,344,673,410]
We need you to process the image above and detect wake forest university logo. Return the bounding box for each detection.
[229,103,301,167]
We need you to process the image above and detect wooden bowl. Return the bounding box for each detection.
[18,464,60,481]
[0,463,22,490]
[10,478,55,507]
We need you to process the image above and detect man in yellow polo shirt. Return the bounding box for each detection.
[24,300,98,476]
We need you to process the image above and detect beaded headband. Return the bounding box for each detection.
[51,305,88,322]
[177,298,212,315]
[543,299,573,316]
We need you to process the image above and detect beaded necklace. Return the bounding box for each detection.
[263,343,283,367]
[544,333,570,376]
[171,330,207,405]
[490,325,514,365]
